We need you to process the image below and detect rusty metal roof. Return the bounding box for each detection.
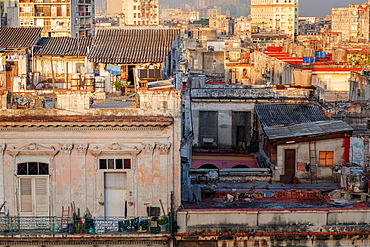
[0,27,42,48]
[263,120,353,140]
[255,104,329,128]
[34,37,93,56]
[88,28,180,64]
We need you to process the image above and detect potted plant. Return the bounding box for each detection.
[122,81,132,95]
[113,79,123,96]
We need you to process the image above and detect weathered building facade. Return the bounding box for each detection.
[0,89,181,246]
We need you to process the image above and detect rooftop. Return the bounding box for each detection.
[88,28,180,64]
[255,104,329,128]
[182,180,369,210]
[34,37,92,56]
[0,27,42,48]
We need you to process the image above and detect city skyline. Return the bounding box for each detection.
[165,0,367,17]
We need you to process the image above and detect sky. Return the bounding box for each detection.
[168,0,368,18]
[299,0,367,17]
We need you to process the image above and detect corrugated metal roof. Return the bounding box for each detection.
[0,27,42,48]
[34,37,92,56]
[255,104,329,128]
[264,120,353,140]
[88,28,180,64]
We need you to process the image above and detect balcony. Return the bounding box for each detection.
[35,13,71,18]
[41,25,71,32]
[77,0,91,4]
[78,11,91,17]
[34,0,70,3]
[77,24,92,29]
[0,216,171,235]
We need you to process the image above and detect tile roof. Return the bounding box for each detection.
[88,28,180,64]
[34,37,92,56]
[0,27,42,48]
[263,120,353,140]
[255,104,329,128]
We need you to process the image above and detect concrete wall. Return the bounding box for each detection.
[312,72,351,92]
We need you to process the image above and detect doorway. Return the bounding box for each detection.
[104,172,127,217]
[284,149,296,177]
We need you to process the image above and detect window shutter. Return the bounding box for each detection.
[35,177,48,215]
[20,178,32,212]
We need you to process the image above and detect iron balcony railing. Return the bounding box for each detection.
[0,216,171,235]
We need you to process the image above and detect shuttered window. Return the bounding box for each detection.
[19,177,49,216]
[319,151,334,167]
[18,162,49,216]
[20,178,32,212]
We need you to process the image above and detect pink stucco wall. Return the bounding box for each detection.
[191,153,258,169]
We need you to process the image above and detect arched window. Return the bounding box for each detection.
[199,164,219,169]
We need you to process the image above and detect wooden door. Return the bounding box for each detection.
[284,149,296,177]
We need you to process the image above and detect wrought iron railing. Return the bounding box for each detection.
[0,216,171,235]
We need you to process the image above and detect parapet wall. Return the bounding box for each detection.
[177,209,370,234]
[191,88,312,100]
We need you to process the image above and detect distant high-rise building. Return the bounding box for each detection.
[199,6,220,19]
[250,0,298,39]
[107,0,122,15]
[332,2,370,43]
[195,0,240,10]
[195,0,210,10]
[17,0,94,37]
[122,0,159,26]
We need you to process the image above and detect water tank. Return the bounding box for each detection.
[346,169,366,193]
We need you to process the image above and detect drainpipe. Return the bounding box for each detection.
[0,144,5,214]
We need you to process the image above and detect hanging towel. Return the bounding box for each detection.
[107,64,121,75]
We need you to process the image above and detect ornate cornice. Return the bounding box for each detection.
[0,122,172,130]
[59,143,74,154]
[156,143,171,154]
[76,143,89,154]
[6,143,59,157]
[89,143,141,157]
[141,143,156,154]
[0,126,168,132]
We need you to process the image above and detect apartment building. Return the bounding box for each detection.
[18,0,94,37]
[160,8,199,24]
[332,2,370,43]
[194,0,240,10]
[250,0,299,39]
[122,0,159,26]
[199,6,220,19]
